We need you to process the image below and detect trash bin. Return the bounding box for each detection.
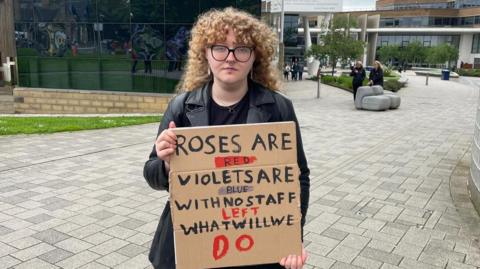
[441,69,450,80]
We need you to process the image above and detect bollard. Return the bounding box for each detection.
[426,73,429,86]
[317,74,321,99]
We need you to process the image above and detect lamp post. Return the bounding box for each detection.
[278,0,285,71]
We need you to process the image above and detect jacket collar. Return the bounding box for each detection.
[184,80,275,126]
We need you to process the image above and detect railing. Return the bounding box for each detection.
[469,93,480,215]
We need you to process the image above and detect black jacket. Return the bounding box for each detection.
[369,68,384,86]
[143,80,310,269]
[350,67,366,87]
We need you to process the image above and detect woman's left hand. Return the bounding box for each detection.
[279,245,308,269]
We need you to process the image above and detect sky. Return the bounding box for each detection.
[342,0,376,11]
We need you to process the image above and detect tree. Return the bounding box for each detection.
[377,45,400,66]
[404,41,428,66]
[305,44,328,67]
[427,43,459,68]
[306,15,365,76]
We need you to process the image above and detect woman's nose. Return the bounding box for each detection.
[226,50,236,62]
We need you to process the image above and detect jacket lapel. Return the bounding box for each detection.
[185,83,210,127]
[246,106,270,123]
[247,81,274,123]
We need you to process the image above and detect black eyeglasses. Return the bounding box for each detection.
[209,45,254,62]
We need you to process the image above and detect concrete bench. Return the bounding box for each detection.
[355,86,401,111]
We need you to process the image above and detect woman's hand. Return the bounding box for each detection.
[155,121,177,173]
[279,245,308,269]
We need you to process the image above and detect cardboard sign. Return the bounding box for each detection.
[169,122,302,269]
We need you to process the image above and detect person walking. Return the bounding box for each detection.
[369,60,384,87]
[143,7,310,269]
[350,61,366,101]
[130,48,138,73]
[298,61,304,80]
[291,61,298,81]
[144,50,153,74]
[284,63,291,80]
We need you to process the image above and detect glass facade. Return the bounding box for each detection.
[380,16,480,27]
[377,34,461,48]
[456,0,480,8]
[14,0,260,93]
[379,3,454,10]
[283,15,305,64]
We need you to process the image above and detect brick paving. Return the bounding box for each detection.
[0,71,480,268]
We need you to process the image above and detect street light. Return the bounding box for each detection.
[278,0,285,71]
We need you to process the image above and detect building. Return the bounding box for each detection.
[344,0,480,67]
[11,0,259,93]
[262,0,344,75]
[0,0,260,113]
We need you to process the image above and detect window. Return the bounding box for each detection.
[475,58,480,69]
[472,34,480,53]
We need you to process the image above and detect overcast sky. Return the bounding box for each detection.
[342,0,376,11]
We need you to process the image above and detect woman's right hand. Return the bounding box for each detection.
[155,121,177,172]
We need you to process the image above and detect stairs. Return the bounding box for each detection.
[0,86,14,114]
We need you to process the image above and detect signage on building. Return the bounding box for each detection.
[270,0,343,13]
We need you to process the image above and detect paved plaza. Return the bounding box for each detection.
[1,72,480,268]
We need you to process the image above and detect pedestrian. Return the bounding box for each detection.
[298,61,304,80]
[284,63,291,80]
[143,7,310,269]
[144,50,153,74]
[369,60,384,87]
[291,62,298,81]
[350,60,366,101]
[130,48,138,73]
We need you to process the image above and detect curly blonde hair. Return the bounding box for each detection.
[176,7,281,92]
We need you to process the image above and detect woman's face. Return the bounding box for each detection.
[206,30,255,87]
[375,62,379,69]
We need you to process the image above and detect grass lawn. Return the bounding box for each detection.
[0,116,162,135]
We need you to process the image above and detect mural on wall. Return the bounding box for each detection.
[166,26,190,72]
[46,24,67,57]
[131,24,164,58]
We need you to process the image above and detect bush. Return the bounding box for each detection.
[384,80,402,92]
[321,75,336,84]
[383,67,392,77]
[458,68,480,77]
[337,75,353,89]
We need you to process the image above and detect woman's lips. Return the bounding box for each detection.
[223,67,238,71]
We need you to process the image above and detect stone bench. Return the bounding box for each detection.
[355,86,401,111]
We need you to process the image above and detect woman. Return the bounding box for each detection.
[143,7,310,269]
[350,61,366,101]
[284,63,291,80]
[369,60,384,87]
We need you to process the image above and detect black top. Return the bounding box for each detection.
[209,86,250,126]
[350,67,366,86]
[369,68,384,86]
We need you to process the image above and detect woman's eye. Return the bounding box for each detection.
[213,46,226,52]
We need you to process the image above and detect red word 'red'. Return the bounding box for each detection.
[214,156,257,168]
